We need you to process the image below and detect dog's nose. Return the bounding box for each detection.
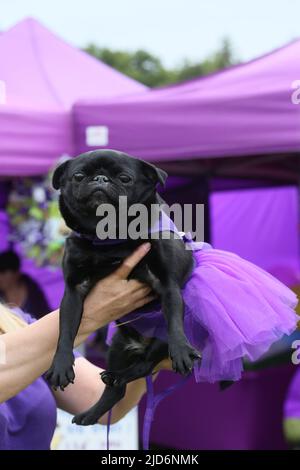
[92,175,109,183]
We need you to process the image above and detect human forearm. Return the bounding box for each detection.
[0,243,153,403]
[0,308,101,403]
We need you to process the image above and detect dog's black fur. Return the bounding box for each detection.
[46,150,200,425]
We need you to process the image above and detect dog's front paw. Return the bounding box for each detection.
[45,351,75,390]
[169,340,201,375]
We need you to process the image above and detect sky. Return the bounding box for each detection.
[0,0,299,67]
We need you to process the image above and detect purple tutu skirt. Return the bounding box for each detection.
[107,243,299,383]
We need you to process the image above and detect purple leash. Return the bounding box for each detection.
[143,373,192,450]
[106,373,191,450]
[106,408,113,450]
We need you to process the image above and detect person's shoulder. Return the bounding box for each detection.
[11,307,36,325]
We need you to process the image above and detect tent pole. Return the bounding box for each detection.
[202,175,211,244]
[298,174,300,270]
[0,180,11,210]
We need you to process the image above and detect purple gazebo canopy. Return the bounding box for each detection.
[74,39,300,182]
[0,18,146,176]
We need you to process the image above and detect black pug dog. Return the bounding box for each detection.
[46,149,201,425]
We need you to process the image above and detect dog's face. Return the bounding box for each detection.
[52,149,167,232]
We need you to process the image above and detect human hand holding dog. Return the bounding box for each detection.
[80,242,155,336]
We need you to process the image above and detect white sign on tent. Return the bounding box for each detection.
[86,126,109,146]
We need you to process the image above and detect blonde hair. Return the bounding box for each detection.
[0,303,26,334]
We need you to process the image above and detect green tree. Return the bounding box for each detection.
[175,38,236,82]
[84,38,236,88]
[84,46,175,87]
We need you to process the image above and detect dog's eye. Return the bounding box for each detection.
[73,173,85,182]
[119,174,131,183]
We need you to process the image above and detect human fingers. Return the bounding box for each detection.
[131,294,157,310]
[130,285,153,300]
[114,243,151,279]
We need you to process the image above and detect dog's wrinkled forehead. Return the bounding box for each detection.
[69,150,137,176]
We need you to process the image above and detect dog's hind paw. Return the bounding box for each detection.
[45,352,75,390]
[72,408,100,426]
[100,370,118,387]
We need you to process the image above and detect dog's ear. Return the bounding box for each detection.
[52,160,70,190]
[140,160,168,187]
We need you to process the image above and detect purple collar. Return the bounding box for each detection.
[71,211,182,247]
[71,231,129,246]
